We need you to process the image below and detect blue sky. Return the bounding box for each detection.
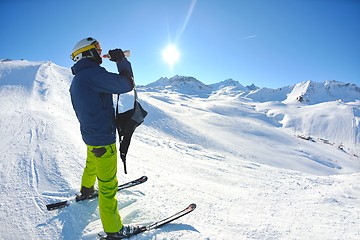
[1,0,359,88]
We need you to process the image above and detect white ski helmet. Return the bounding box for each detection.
[70,37,102,62]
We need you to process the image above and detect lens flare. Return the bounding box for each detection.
[162,44,180,68]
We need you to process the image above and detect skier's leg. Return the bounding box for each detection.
[95,143,122,233]
[80,145,97,190]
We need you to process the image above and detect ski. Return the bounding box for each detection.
[46,176,148,211]
[98,203,197,239]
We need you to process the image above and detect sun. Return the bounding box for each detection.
[162,44,180,68]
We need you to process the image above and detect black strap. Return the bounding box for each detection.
[116,94,120,115]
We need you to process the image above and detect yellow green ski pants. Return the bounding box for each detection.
[81,143,122,233]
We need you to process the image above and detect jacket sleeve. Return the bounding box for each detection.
[88,59,134,94]
[116,58,134,78]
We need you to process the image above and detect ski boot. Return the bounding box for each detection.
[105,225,143,239]
[75,186,96,201]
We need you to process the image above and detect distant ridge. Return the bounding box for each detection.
[144,75,259,97]
[246,80,360,104]
[143,75,360,104]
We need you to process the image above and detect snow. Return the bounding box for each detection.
[1,60,360,239]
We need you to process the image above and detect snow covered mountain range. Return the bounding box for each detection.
[1,59,360,239]
[145,74,360,104]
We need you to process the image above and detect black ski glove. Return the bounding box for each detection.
[108,49,125,62]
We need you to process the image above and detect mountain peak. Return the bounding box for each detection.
[284,80,360,104]
[209,78,241,89]
[148,75,204,85]
[145,75,212,96]
[145,75,259,96]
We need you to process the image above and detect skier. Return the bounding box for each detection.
[69,37,141,239]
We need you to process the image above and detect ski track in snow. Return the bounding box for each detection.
[1,60,360,239]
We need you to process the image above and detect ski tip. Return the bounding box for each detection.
[189,203,197,210]
[141,176,148,181]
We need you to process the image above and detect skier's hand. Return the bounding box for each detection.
[108,49,125,62]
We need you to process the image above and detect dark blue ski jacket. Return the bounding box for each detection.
[70,58,133,146]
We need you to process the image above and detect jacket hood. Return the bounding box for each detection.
[71,58,99,75]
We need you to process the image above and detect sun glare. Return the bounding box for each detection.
[162,44,180,68]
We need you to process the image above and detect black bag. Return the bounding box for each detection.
[115,88,147,174]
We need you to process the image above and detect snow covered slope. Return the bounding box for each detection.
[1,60,360,239]
[0,60,84,239]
